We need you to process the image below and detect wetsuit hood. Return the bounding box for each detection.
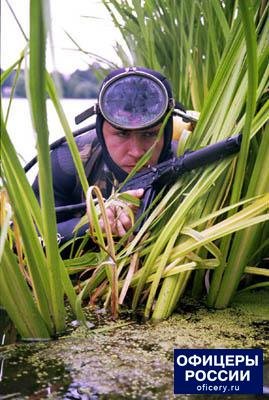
[96,66,182,182]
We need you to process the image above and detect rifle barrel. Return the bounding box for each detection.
[54,134,242,216]
[179,134,242,172]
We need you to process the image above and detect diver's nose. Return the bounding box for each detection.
[127,135,146,159]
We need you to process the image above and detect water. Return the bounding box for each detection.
[2,97,96,181]
[1,294,269,399]
[0,343,72,398]
[0,309,17,347]
[1,339,268,399]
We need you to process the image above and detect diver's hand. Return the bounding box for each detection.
[100,189,144,237]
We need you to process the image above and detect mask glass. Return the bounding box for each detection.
[98,71,169,130]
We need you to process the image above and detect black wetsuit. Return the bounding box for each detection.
[32,125,177,245]
[31,67,187,246]
[32,128,117,244]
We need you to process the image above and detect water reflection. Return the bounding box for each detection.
[0,308,17,346]
[0,352,268,399]
[62,363,269,400]
[0,308,268,399]
[0,343,71,399]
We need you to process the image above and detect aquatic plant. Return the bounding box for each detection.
[1,0,268,341]
[1,0,86,339]
[85,0,268,319]
[57,0,269,320]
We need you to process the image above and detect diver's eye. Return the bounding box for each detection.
[139,130,159,139]
[116,130,130,138]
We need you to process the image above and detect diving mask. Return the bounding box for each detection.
[75,68,198,129]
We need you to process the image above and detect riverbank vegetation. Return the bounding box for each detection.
[1,66,104,99]
[1,0,268,339]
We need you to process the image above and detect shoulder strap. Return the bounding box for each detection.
[84,139,103,181]
[73,135,103,201]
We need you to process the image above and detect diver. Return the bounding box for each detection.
[32,66,194,245]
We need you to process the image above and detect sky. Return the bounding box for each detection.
[1,0,129,74]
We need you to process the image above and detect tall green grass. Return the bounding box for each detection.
[1,0,268,337]
[0,0,86,339]
[87,0,268,319]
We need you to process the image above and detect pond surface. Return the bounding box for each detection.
[1,290,268,399]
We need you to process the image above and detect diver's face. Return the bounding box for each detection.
[103,121,164,173]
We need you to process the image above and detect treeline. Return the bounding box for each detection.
[1,64,109,98]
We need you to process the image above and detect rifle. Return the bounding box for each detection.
[55,134,242,229]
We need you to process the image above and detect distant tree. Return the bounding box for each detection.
[14,74,26,97]
[1,65,105,98]
[65,68,100,98]
[51,71,69,98]
[72,81,98,98]
[1,69,16,89]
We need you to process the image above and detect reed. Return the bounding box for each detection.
[94,0,269,319]
[0,0,85,339]
[1,0,268,335]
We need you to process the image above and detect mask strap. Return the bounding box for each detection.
[173,108,199,124]
[75,104,99,125]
